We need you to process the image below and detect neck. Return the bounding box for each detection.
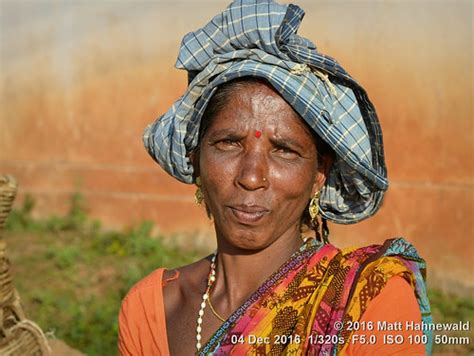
[211,227,302,316]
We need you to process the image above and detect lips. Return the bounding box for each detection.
[228,204,270,225]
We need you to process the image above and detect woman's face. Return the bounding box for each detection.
[197,81,327,251]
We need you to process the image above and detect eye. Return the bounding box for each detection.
[213,138,241,151]
[274,145,300,159]
[277,146,293,153]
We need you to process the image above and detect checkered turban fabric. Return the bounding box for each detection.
[143,0,389,224]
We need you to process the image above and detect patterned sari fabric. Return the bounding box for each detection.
[200,238,432,355]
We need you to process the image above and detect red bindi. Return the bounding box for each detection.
[255,130,262,138]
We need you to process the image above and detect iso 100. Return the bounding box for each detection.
[309,334,344,345]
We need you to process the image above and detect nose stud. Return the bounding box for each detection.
[255,130,262,138]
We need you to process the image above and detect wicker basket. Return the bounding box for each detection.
[0,175,17,230]
[0,242,25,323]
[0,175,51,355]
[0,320,51,355]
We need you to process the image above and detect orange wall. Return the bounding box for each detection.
[1,1,472,294]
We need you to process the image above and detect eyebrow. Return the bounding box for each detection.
[206,128,243,138]
[270,137,305,151]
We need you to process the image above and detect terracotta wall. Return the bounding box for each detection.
[1,1,472,294]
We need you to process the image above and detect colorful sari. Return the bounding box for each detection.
[200,238,432,355]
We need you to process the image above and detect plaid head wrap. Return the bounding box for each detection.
[143,0,389,224]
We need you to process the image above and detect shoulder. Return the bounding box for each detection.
[121,254,213,305]
[339,238,426,282]
[122,253,213,301]
[343,239,429,330]
[118,268,167,355]
[122,267,165,305]
[169,255,214,286]
[340,238,424,263]
[345,276,425,355]
[364,275,420,314]
[119,268,167,331]
[162,255,214,313]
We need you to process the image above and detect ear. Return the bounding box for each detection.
[311,154,333,195]
[189,149,200,181]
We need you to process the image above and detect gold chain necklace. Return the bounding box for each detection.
[207,292,226,322]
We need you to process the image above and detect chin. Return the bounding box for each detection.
[218,227,274,252]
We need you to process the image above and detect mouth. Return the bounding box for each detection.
[228,204,270,225]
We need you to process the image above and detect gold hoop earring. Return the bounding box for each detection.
[308,191,320,222]
[195,177,204,205]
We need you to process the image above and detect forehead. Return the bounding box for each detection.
[206,81,315,139]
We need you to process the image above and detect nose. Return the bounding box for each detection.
[236,148,269,191]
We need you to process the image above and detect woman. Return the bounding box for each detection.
[119,1,433,355]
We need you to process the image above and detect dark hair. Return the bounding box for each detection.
[197,77,334,242]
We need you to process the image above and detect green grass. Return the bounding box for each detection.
[3,194,204,355]
[2,194,473,354]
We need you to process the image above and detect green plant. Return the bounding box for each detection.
[44,245,82,269]
[5,193,39,231]
[429,289,474,323]
[6,192,94,233]
[4,192,202,355]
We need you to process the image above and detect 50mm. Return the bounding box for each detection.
[434,334,470,345]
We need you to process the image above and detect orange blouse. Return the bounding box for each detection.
[118,269,425,355]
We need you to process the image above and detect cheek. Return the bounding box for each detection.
[270,161,316,197]
[199,150,235,198]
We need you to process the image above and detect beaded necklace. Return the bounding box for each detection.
[195,252,217,351]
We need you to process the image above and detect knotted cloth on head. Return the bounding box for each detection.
[143,0,389,224]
